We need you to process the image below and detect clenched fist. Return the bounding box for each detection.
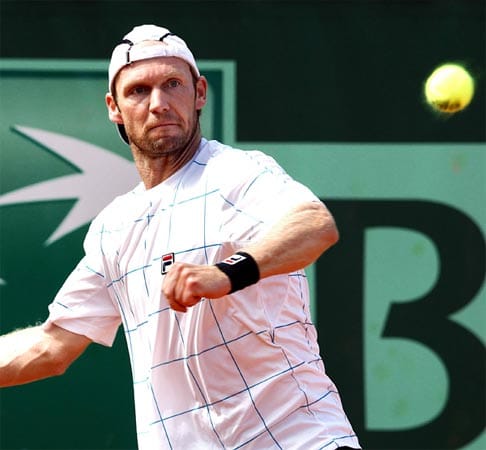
[162,263,232,312]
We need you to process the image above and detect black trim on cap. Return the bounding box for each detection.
[159,32,175,41]
[117,124,130,144]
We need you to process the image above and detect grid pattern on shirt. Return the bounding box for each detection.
[49,140,360,449]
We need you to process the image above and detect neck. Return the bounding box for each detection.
[131,126,202,190]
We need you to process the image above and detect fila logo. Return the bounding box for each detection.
[161,253,175,275]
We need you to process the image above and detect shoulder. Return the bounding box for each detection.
[201,140,287,179]
[200,139,319,208]
[87,182,145,231]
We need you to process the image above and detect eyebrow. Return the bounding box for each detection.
[115,60,196,99]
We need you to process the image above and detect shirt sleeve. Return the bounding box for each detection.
[219,149,321,242]
[44,218,121,347]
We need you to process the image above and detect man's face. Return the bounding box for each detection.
[106,55,207,157]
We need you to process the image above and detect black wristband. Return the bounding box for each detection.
[215,251,260,293]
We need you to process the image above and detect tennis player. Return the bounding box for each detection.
[0,25,361,449]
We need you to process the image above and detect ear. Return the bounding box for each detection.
[105,92,124,124]
[195,76,208,111]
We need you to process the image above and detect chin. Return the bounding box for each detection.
[148,136,189,155]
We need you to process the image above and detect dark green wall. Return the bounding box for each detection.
[1,0,484,143]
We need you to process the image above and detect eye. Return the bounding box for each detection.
[167,79,182,89]
[131,85,149,95]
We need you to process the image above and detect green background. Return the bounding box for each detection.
[0,1,485,449]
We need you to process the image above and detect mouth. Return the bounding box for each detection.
[147,123,180,136]
[150,122,178,129]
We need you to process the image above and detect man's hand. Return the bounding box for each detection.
[162,263,231,312]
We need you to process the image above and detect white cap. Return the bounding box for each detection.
[108,24,200,94]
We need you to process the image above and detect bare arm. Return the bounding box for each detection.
[163,201,338,311]
[0,322,91,388]
[242,200,338,278]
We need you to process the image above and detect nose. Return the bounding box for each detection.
[149,88,170,114]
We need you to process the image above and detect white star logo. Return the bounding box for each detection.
[0,126,139,246]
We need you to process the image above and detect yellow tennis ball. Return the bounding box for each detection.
[425,64,475,113]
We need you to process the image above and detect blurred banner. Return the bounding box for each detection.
[0,1,484,449]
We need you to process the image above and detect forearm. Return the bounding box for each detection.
[163,201,339,311]
[242,201,338,279]
[0,323,90,387]
[0,326,57,387]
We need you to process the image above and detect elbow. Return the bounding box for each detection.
[33,342,71,378]
[328,215,340,246]
[49,355,71,377]
[45,343,84,378]
[321,216,339,250]
[41,322,90,378]
[316,203,339,251]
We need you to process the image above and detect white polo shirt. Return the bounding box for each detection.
[46,139,360,449]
